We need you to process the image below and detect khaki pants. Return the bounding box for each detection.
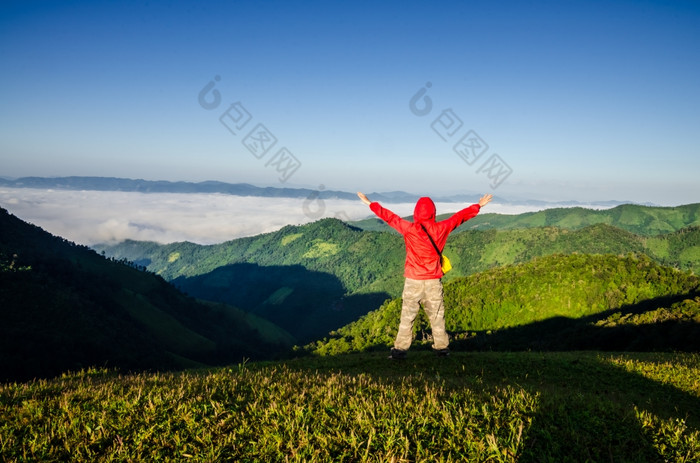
[394,278,448,351]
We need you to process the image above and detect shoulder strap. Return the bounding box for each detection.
[419,224,442,257]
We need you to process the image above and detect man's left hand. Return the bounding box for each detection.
[478,194,493,207]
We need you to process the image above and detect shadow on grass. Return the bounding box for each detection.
[287,349,699,462]
[449,290,700,352]
[449,290,700,459]
[289,291,700,461]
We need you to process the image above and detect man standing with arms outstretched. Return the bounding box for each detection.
[357,192,493,359]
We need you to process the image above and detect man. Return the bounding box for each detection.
[357,191,493,358]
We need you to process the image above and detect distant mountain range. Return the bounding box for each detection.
[0,175,638,206]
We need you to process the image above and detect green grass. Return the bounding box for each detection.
[1,351,698,462]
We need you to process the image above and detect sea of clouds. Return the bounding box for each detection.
[1,187,576,246]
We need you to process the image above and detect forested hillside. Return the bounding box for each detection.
[309,254,700,355]
[97,219,404,342]
[354,202,700,236]
[96,208,700,288]
[466,202,700,235]
[444,223,700,275]
[98,219,405,294]
[95,209,700,343]
[3,200,700,388]
[0,208,293,382]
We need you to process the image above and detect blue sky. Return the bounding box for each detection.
[1,0,699,205]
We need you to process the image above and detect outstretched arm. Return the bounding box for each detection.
[441,193,493,232]
[357,192,371,205]
[357,191,410,233]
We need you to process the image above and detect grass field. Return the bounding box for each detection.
[1,350,699,462]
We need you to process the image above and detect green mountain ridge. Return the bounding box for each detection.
[96,204,700,287]
[95,208,700,344]
[354,202,700,236]
[0,207,293,382]
[469,202,700,235]
[444,222,700,276]
[96,219,407,343]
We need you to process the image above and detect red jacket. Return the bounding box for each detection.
[370,197,481,280]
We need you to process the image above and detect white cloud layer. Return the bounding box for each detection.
[1,188,578,245]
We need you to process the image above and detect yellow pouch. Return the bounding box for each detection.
[441,255,452,274]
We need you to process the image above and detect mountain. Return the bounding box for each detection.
[353,202,700,236]
[97,219,402,343]
[0,207,294,382]
[94,217,700,291]
[95,214,700,344]
[0,176,448,203]
[308,253,700,355]
[3,199,699,380]
[0,175,639,206]
[0,176,353,199]
[443,222,700,275]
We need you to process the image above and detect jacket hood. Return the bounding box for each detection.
[413,197,436,223]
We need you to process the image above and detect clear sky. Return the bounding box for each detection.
[1,0,699,205]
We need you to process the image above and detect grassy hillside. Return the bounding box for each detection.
[0,208,293,382]
[309,254,700,356]
[1,351,698,462]
[354,202,700,236]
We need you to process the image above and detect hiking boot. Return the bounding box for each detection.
[389,348,407,360]
[434,348,450,357]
